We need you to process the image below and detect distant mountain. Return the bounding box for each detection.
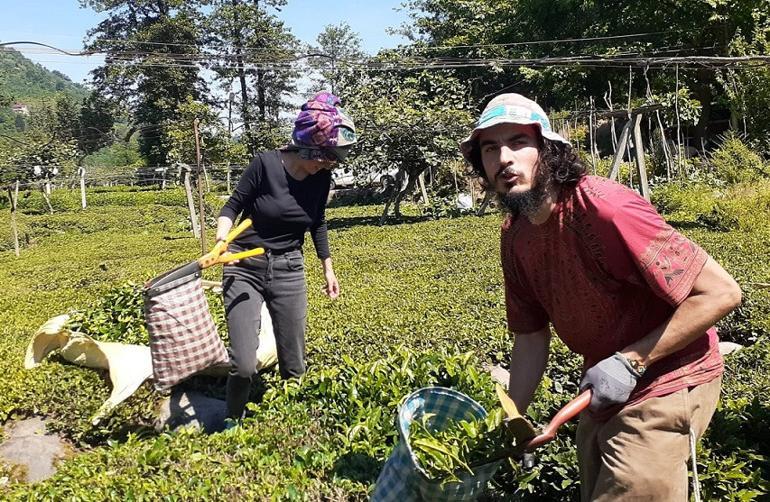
[0,48,89,105]
[0,48,91,136]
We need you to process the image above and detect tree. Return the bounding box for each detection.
[25,94,81,144]
[206,0,299,154]
[400,0,770,145]
[308,23,365,96]
[721,18,770,152]
[82,0,208,166]
[344,64,472,223]
[78,91,117,156]
[165,97,247,167]
[1,134,78,185]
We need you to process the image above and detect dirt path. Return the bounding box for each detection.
[0,417,70,483]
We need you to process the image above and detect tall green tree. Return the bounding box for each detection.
[400,0,770,143]
[165,97,247,167]
[1,134,78,185]
[82,0,208,165]
[78,91,117,156]
[206,0,299,154]
[24,95,81,144]
[344,64,472,222]
[308,22,365,96]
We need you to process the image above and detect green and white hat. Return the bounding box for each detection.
[460,93,569,162]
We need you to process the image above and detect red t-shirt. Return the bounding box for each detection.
[501,175,723,416]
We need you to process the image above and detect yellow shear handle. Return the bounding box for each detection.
[496,383,523,420]
[198,218,265,268]
[495,383,537,443]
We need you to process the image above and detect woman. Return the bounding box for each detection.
[215,92,356,421]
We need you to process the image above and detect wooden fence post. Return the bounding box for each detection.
[589,96,597,172]
[476,191,493,216]
[631,114,651,201]
[8,181,20,257]
[194,119,206,254]
[183,167,200,238]
[417,172,430,206]
[40,179,54,214]
[675,64,684,177]
[608,120,633,181]
[605,81,618,153]
[79,167,87,209]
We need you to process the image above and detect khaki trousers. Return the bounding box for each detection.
[576,377,721,501]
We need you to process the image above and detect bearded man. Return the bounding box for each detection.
[461,93,742,500]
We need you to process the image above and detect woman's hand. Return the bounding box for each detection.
[215,216,234,242]
[215,217,240,264]
[321,257,340,299]
[221,250,241,265]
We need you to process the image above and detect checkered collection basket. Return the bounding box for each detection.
[143,261,230,391]
[372,387,503,502]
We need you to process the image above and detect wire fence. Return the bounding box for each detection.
[0,164,248,191]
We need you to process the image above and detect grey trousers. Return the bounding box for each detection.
[222,249,307,418]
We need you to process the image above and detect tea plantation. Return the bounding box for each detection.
[0,181,767,500]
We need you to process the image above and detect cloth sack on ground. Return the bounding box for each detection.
[25,300,278,423]
[24,314,152,425]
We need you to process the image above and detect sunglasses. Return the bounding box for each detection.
[302,146,350,163]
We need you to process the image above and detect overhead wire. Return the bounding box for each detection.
[5,36,765,73]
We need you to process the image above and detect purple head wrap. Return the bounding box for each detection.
[291,92,357,149]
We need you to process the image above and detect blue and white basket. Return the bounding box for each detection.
[372,387,503,502]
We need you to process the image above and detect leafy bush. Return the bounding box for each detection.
[0,186,767,500]
[592,157,635,184]
[709,132,769,184]
[698,341,770,500]
[654,179,770,233]
[67,281,227,346]
[651,181,716,219]
[410,408,507,482]
[67,283,148,344]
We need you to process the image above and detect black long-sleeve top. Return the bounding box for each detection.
[219,150,331,259]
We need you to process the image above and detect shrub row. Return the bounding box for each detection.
[0,182,767,499]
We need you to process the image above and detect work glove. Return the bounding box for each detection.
[579,352,641,412]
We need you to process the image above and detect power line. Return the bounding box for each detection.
[400,31,692,51]
[21,30,687,53]
[9,38,766,73]
[0,35,728,66]
[24,51,766,73]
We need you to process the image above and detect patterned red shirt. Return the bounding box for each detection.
[501,175,723,415]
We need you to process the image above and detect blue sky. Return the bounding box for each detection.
[0,0,410,85]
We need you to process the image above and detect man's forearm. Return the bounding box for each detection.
[508,327,551,414]
[622,256,741,366]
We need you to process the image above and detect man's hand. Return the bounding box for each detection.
[579,353,641,412]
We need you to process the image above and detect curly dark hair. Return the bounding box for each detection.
[467,137,587,190]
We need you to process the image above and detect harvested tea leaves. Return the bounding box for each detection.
[410,408,509,482]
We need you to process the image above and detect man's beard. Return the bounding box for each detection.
[496,163,550,217]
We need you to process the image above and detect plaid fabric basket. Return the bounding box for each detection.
[144,261,229,391]
[372,387,503,502]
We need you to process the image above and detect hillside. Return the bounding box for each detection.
[0,48,90,136]
[0,48,88,104]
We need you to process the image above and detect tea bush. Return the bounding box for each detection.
[698,341,770,500]
[709,132,769,184]
[0,180,767,500]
